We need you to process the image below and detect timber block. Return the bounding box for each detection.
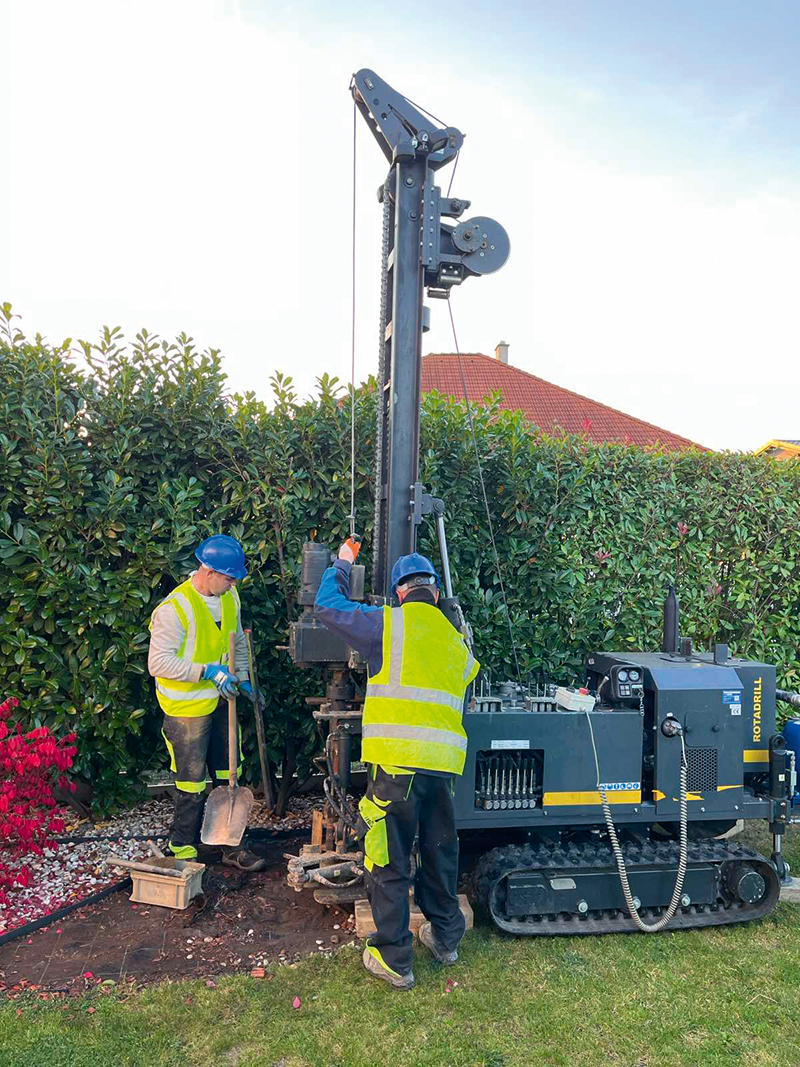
[780,877,800,904]
[355,891,473,940]
[718,819,744,840]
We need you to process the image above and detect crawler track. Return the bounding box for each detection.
[469,839,780,935]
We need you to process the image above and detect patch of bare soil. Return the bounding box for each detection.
[0,834,356,994]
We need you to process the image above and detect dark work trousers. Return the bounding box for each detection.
[161,699,242,855]
[361,765,465,978]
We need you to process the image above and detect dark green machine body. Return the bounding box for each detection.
[457,652,774,830]
[462,650,786,934]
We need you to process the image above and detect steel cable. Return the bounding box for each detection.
[349,97,357,538]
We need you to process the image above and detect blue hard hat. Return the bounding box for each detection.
[390,552,439,592]
[195,535,248,580]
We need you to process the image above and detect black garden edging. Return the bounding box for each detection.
[0,877,132,949]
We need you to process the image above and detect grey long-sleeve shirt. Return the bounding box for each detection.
[147,575,249,683]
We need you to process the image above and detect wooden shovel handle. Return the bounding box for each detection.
[106,854,186,879]
[228,631,237,789]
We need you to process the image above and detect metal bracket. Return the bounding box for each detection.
[410,483,445,528]
[351,69,463,170]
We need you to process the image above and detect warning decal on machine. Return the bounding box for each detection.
[599,781,641,791]
[491,739,530,750]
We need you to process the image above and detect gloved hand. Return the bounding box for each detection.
[239,680,255,703]
[338,536,361,564]
[203,663,239,698]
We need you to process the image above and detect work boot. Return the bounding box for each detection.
[195,844,223,864]
[362,947,415,990]
[419,922,458,965]
[221,847,266,872]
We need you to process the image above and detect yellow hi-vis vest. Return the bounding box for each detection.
[149,578,240,718]
[361,602,479,775]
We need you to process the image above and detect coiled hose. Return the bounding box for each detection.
[586,712,689,932]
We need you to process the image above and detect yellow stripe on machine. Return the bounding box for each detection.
[655,789,725,801]
[543,790,641,806]
[743,749,769,763]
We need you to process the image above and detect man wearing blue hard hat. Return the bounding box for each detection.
[147,534,265,871]
[315,540,479,990]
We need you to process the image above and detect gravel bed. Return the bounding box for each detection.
[57,793,320,839]
[0,836,160,937]
[0,793,321,937]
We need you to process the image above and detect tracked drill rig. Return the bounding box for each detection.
[285,68,800,934]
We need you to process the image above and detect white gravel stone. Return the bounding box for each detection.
[0,792,321,935]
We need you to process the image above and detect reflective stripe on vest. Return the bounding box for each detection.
[149,578,239,718]
[361,603,479,775]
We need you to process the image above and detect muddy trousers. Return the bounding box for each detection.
[161,700,242,859]
[360,766,465,979]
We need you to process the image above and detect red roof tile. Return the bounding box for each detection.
[422,353,704,450]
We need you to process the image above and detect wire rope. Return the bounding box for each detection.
[400,94,447,128]
[447,301,522,683]
[446,150,460,199]
[349,96,357,538]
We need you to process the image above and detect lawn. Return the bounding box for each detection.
[2,825,798,1067]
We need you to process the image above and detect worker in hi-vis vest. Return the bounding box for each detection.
[315,542,479,989]
[147,535,265,872]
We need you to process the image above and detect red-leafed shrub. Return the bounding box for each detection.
[0,697,77,906]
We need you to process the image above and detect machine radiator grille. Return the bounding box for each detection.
[687,747,718,792]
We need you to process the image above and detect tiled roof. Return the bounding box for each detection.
[421,353,704,450]
[753,439,800,458]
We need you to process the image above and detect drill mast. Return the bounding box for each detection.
[350,69,509,600]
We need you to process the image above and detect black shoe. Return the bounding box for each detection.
[221,847,266,872]
[195,844,223,863]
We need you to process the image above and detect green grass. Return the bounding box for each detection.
[2,825,799,1067]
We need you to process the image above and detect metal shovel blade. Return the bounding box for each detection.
[200,631,254,846]
[201,781,254,846]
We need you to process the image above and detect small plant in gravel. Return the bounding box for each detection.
[0,696,77,906]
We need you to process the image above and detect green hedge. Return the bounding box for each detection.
[2,303,800,808]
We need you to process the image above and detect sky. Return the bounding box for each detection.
[1,0,798,451]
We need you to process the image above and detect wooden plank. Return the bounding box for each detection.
[355,892,473,939]
[310,809,324,847]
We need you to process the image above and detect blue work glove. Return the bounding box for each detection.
[203,663,239,698]
[239,680,255,704]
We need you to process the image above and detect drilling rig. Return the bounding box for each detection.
[285,68,799,934]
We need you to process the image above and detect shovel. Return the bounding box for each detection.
[201,631,254,846]
[245,628,275,809]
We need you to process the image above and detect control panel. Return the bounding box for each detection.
[608,662,644,703]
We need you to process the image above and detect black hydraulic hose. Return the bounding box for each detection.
[777,689,800,710]
[324,734,358,830]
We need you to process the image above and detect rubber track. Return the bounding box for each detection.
[468,839,780,935]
